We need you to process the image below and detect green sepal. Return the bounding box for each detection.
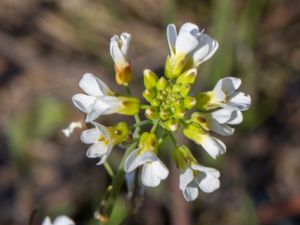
[176,68,197,85]
[195,91,219,111]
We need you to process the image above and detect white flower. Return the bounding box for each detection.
[183,123,226,159]
[124,150,169,187]
[212,77,251,111]
[191,108,243,136]
[42,216,75,225]
[180,164,220,201]
[72,73,139,122]
[80,121,113,165]
[167,22,218,67]
[110,33,131,69]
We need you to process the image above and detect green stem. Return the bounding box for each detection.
[150,119,160,133]
[104,162,114,178]
[105,140,138,222]
[168,131,177,146]
[128,120,152,130]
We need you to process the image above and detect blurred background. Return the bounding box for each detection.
[1,0,300,224]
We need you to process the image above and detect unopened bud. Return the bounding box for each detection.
[144,69,158,89]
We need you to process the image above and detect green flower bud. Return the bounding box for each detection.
[159,109,169,121]
[145,107,158,120]
[165,118,179,132]
[156,77,168,90]
[151,98,161,107]
[183,96,196,109]
[195,91,219,111]
[174,108,185,119]
[144,69,158,89]
[179,84,191,97]
[143,89,156,102]
[176,68,197,85]
[172,84,181,93]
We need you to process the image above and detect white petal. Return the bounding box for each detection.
[110,38,126,67]
[210,120,234,136]
[85,109,101,122]
[201,135,226,159]
[191,164,220,178]
[211,108,234,123]
[124,150,156,173]
[96,144,113,165]
[175,32,199,55]
[179,23,200,35]
[166,24,177,55]
[120,33,131,56]
[227,92,251,111]
[193,34,218,65]
[217,77,241,95]
[227,110,243,125]
[179,168,194,191]
[42,217,52,225]
[79,73,111,97]
[141,162,161,187]
[95,96,122,115]
[91,122,110,139]
[86,142,109,158]
[72,94,96,113]
[151,159,169,180]
[80,128,100,144]
[183,182,199,201]
[53,216,75,225]
[195,172,220,193]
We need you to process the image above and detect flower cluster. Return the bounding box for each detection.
[68,22,251,202]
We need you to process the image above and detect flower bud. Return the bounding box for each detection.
[159,109,169,121]
[174,108,185,119]
[179,84,191,97]
[165,118,179,132]
[144,69,158,89]
[145,107,158,120]
[151,98,161,107]
[143,89,156,102]
[156,77,168,90]
[183,96,196,109]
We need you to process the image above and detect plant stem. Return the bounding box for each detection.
[105,140,138,223]
[168,131,177,146]
[150,119,160,133]
[128,120,152,130]
[104,162,114,178]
